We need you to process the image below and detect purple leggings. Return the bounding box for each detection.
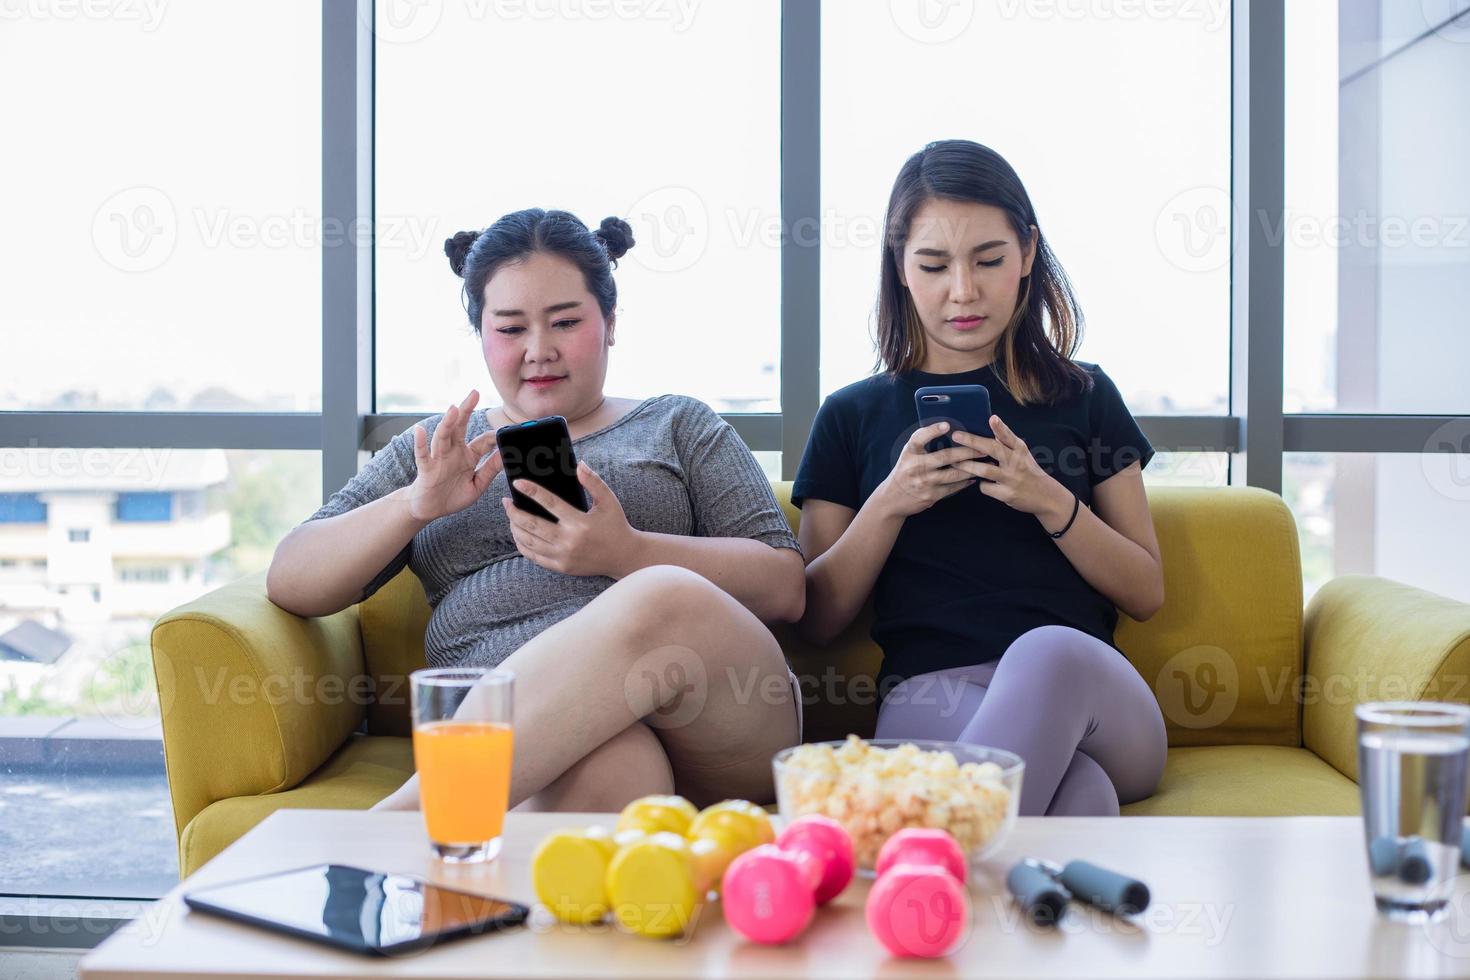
[874,625,1168,816]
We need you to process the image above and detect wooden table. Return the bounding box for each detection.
[78,810,1470,978]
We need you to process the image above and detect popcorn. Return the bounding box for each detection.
[776,735,1012,868]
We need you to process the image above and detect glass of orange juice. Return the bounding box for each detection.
[410,667,514,863]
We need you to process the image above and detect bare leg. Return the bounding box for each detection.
[512,721,674,813]
[372,565,799,812]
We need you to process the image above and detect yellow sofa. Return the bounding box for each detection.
[152,483,1470,877]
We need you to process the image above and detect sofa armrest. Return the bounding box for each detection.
[1303,574,1470,783]
[150,571,368,840]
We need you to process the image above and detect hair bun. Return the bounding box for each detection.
[593,216,635,264]
[444,229,480,277]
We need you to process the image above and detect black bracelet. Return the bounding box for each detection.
[1049,492,1081,539]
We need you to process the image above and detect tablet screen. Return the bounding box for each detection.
[183,863,528,955]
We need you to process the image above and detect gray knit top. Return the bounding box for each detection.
[302,394,801,668]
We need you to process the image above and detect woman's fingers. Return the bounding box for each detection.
[430,391,483,463]
[430,404,457,459]
[952,459,999,481]
[511,479,578,522]
[926,464,976,487]
[472,448,503,493]
[502,497,555,545]
[412,423,428,462]
[575,461,612,509]
[466,428,497,460]
[905,421,951,454]
[507,522,542,561]
[460,407,496,484]
[988,414,1025,452]
[951,429,1003,456]
[927,444,984,469]
[456,389,479,441]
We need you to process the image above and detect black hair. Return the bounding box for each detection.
[876,139,1092,406]
[444,209,635,334]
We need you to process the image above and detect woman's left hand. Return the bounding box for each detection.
[502,462,639,578]
[951,415,1072,518]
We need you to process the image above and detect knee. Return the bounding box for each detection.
[600,721,670,769]
[1003,626,1114,681]
[614,564,750,646]
[616,565,725,618]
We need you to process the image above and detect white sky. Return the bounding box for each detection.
[0,0,1342,418]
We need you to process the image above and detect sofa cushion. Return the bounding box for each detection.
[1112,486,1304,748]
[1118,745,1359,816]
[177,734,415,877]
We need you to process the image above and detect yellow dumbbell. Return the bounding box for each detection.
[606,799,773,937]
[615,794,699,837]
[532,796,774,939]
[530,825,649,924]
[685,800,776,897]
[606,831,704,938]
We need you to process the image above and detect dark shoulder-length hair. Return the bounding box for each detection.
[875,139,1093,406]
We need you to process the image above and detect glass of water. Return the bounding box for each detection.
[1357,701,1470,923]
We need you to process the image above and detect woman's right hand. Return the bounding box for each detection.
[405,389,503,523]
[874,421,982,518]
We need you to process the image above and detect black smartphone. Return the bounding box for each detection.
[182,863,530,957]
[494,415,588,522]
[915,384,995,453]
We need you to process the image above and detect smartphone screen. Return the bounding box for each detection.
[495,416,588,522]
[182,863,529,956]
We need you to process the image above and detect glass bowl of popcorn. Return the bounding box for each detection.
[772,735,1023,873]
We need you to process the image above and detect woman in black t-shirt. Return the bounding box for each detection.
[792,140,1168,817]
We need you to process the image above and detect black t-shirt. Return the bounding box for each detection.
[791,360,1155,689]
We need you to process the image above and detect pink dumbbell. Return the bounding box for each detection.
[721,814,856,944]
[866,828,971,959]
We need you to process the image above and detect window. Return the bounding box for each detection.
[0,2,322,412]
[177,488,206,519]
[118,565,172,584]
[0,449,320,899]
[373,0,782,414]
[115,492,173,523]
[67,528,90,543]
[0,493,47,523]
[1283,452,1470,606]
[819,2,1232,412]
[1143,453,1230,489]
[1283,3,1470,413]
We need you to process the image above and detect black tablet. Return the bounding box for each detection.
[182,863,530,957]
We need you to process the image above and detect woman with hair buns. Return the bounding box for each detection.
[266,208,804,812]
